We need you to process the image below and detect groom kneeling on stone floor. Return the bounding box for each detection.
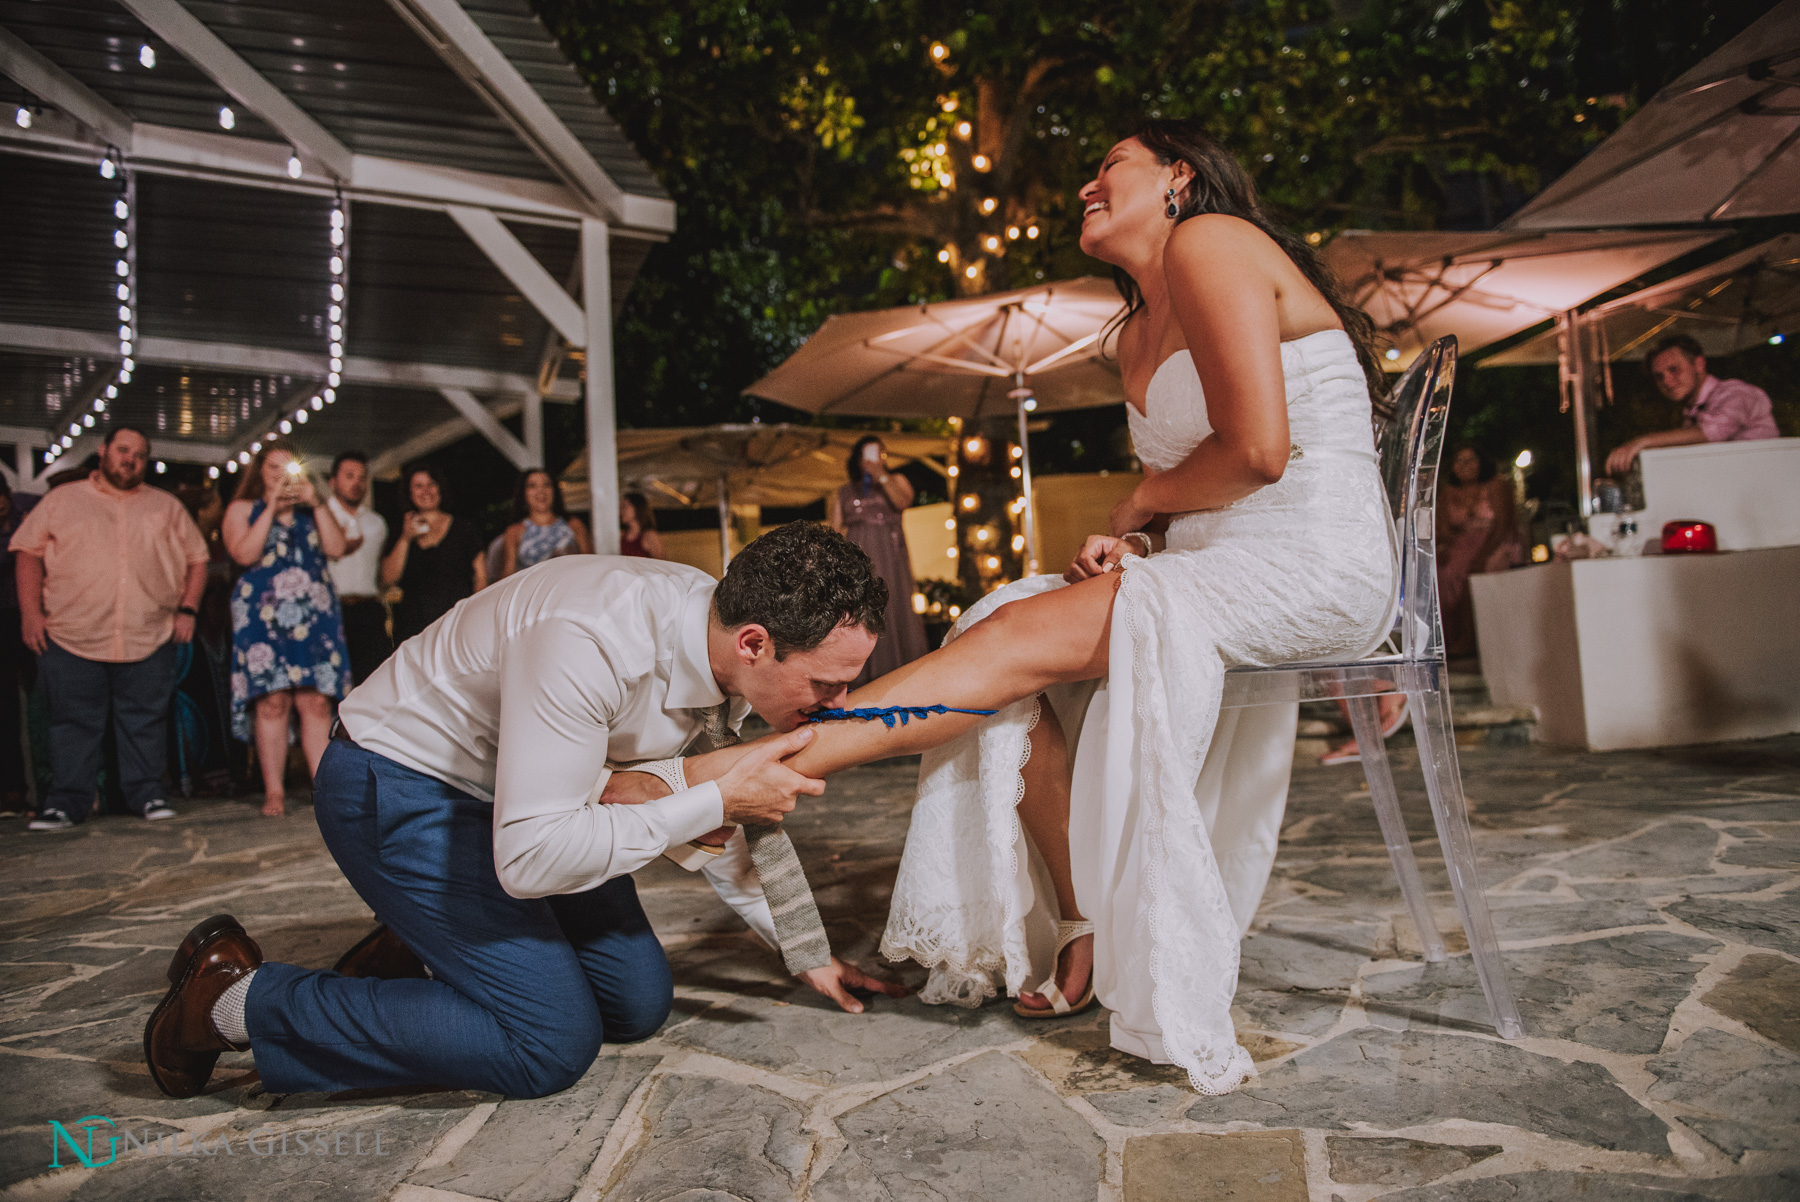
[145,522,906,1100]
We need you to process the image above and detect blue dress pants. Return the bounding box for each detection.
[245,739,672,1097]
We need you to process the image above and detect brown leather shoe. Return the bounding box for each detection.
[144,914,262,1098]
[333,924,429,980]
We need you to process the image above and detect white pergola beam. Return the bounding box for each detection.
[0,322,540,396]
[581,219,620,554]
[0,118,675,235]
[0,26,133,147]
[387,0,626,222]
[367,395,523,479]
[115,0,354,181]
[436,387,534,469]
[447,206,586,347]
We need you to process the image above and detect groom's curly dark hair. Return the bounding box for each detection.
[713,521,887,658]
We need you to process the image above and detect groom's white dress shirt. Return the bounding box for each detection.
[338,556,775,944]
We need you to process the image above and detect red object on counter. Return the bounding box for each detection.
[1661,521,1719,554]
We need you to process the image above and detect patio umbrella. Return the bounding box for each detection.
[1505,0,1800,229]
[1483,232,1800,366]
[1323,229,1727,371]
[742,276,1127,570]
[560,423,949,567]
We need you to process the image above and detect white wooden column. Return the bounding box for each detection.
[522,392,544,468]
[581,218,620,553]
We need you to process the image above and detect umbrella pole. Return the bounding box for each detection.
[1012,384,1040,575]
[717,472,733,571]
[1558,310,1595,519]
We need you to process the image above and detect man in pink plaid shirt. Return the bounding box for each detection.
[1605,334,1781,475]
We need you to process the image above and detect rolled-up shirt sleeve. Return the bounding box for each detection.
[492,617,725,898]
[698,827,777,951]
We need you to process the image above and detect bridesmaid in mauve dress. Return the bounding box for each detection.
[828,436,929,684]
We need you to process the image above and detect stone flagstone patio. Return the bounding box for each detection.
[1,735,1797,1200]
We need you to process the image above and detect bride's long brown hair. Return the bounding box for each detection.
[1108,119,1387,404]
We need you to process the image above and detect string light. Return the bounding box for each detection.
[971,155,991,172]
[979,198,997,215]
[1384,347,1401,361]
[929,42,948,60]
[14,107,30,129]
[139,44,156,68]
[1025,224,1040,239]
[218,106,235,130]
[287,155,303,179]
[936,248,951,263]
[327,195,349,387]
[1007,226,1021,240]
[964,264,978,279]
[954,121,972,139]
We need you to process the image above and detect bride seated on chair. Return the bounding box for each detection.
[606,118,1397,1095]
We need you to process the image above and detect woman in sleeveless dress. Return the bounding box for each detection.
[619,492,664,559]
[829,435,930,683]
[606,121,1395,1095]
[223,441,350,818]
[498,469,593,580]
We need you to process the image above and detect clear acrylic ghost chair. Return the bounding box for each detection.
[1218,336,1525,1039]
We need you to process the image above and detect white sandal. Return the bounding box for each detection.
[1013,920,1097,1019]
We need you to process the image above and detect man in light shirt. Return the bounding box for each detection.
[1605,334,1781,475]
[10,426,208,830]
[144,522,903,1100]
[323,450,391,683]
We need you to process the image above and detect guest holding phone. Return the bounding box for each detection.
[828,435,929,684]
[222,440,349,818]
[381,463,484,645]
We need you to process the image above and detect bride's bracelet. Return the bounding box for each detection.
[1121,531,1155,558]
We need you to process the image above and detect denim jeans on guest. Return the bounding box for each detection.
[244,739,672,1097]
[37,638,178,821]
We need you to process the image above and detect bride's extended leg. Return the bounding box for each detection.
[692,571,1120,786]
[1012,697,1093,1013]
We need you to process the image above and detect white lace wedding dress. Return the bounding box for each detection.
[880,329,1397,1094]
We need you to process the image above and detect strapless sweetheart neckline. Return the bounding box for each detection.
[1129,328,1352,418]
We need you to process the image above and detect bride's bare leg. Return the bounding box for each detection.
[687,571,1120,786]
[1013,697,1093,1011]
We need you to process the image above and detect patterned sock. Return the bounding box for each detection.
[210,970,256,1047]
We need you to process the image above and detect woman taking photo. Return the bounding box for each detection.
[497,469,592,580]
[828,435,929,683]
[619,491,664,559]
[382,464,485,645]
[223,441,350,818]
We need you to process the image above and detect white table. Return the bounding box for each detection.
[1470,548,1800,750]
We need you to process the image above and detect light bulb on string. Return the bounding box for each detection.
[117,284,130,301]
[323,389,335,403]
[139,44,155,68]
[218,106,235,130]
[115,199,129,220]
[287,156,303,179]
[294,408,307,423]
[100,157,116,180]
[329,256,343,275]
[330,284,344,302]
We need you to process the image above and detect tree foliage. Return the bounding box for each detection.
[533,0,1779,453]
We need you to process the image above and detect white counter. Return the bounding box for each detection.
[1470,547,1800,750]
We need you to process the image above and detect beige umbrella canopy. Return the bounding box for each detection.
[1505,0,1800,229]
[561,423,949,565]
[1483,233,1800,366]
[1323,229,1728,371]
[742,276,1126,420]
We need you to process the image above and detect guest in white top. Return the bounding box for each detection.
[323,451,391,683]
[142,523,904,1101]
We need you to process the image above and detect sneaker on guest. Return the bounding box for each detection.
[143,801,178,822]
[28,809,75,832]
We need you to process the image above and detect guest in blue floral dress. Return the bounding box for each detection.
[222,440,350,818]
[496,469,592,580]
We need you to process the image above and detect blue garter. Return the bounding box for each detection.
[806,704,998,728]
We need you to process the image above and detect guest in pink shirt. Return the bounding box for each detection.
[1605,335,1781,475]
[10,427,209,830]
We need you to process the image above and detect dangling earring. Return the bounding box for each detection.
[1165,186,1179,219]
